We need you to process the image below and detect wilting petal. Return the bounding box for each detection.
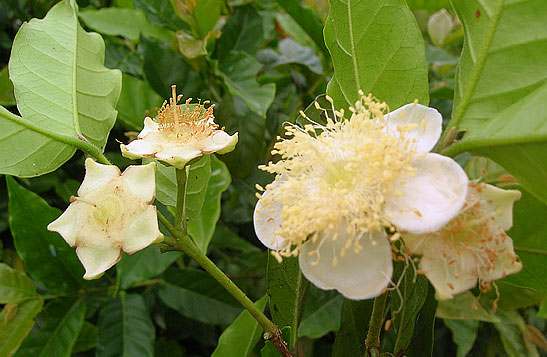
[76,246,121,280]
[386,103,442,153]
[478,184,521,231]
[254,196,289,250]
[299,227,392,300]
[121,162,157,203]
[386,153,468,234]
[78,159,120,196]
[123,206,163,254]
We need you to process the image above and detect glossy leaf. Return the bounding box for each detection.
[116,245,180,290]
[443,319,479,357]
[324,0,428,109]
[0,263,37,304]
[7,176,85,294]
[3,0,121,177]
[188,155,231,252]
[211,295,268,357]
[15,298,86,357]
[331,299,373,357]
[116,74,164,131]
[96,293,155,357]
[0,299,44,357]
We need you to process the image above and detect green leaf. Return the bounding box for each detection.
[332,299,373,357]
[158,268,242,325]
[298,288,343,339]
[443,319,479,357]
[132,0,188,31]
[15,298,86,357]
[0,66,15,106]
[266,255,302,349]
[538,300,547,319]
[0,299,44,357]
[258,38,323,74]
[445,83,547,203]
[184,155,211,222]
[215,51,276,117]
[116,74,164,131]
[79,8,174,42]
[72,321,97,353]
[406,0,451,11]
[7,176,85,294]
[494,310,539,357]
[3,0,121,177]
[192,0,220,38]
[116,245,180,290]
[0,263,36,304]
[211,295,268,357]
[403,284,437,357]
[96,293,155,357]
[324,0,429,109]
[390,263,429,355]
[436,291,500,322]
[449,0,547,132]
[188,155,231,252]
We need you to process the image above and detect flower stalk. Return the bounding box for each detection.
[365,293,387,356]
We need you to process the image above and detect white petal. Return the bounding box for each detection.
[204,131,238,155]
[299,227,392,300]
[76,246,121,280]
[479,234,522,282]
[121,162,156,203]
[123,206,163,254]
[121,139,161,160]
[386,153,468,234]
[253,197,289,250]
[155,146,202,169]
[47,204,81,246]
[478,184,521,231]
[386,103,442,153]
[138,117,160,138]
[78,159,121,196]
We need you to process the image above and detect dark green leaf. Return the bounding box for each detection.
[0,66,15,106]
[117,74,164,131]
[0,299,43,357]
[116,245,180,290]
[443,319,479,357]
[7,176,85,294]
[132,0,188,31]
[403,284,437,357]
[188,155,231,252]
[216,5,267,59]
[96,293,155,357]
[0,263,36,304]
[494,310,539,357]
[332,299,374,357]
[298,288,343,339]
[257,38,323,74]
[324,0,429,109]
[15,298,86,357]
[211,295,268,357]
[72,321,97,353]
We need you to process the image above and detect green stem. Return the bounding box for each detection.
[0,106,111,165]
[365,293,387,355]
[174,168,188,230]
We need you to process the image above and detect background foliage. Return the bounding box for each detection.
[0,0,545,356]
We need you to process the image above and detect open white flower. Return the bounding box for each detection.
[403,183,522,300]
[121,85,238,169]
[47,159,163,280]
[253,93,469,300]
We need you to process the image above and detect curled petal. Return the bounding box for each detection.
[76,246,121,280]
[123,206,164,254]
[121,140,162,160]
[121,162,157,203]
[78,158,120,196]
[386,103,442,153]
[386,153,468,234]
[299,227,392,300]
[253,196,289,250]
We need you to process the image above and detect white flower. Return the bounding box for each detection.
[403,183,522,300]
[253,93,469,300]
[121,85,238,169]
[47,159,163,280]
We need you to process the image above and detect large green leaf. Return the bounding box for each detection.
[158,268,242,325]
[15,299,85,357]
[404,284,437,357]
[79,8,174,42]
[331,299,373,357]
[449,0,547,132]
[215,51,276,117]
[72,321,97,353]
[0,263,37,304]
[116,74,164,131]
[7,176,85,294]
[2,0,121,177]
[494,310,539,357]
[188,155,231,252]
[324,0,429,109]
[265,255,302,349]
[116,245,180,290]
[297,288,343,339]
[0,299,44,357]
[211,295,268,357]
[446,83,547,203]
[436,291,500,322]
[443,319,479,357]
[96,293,155,357]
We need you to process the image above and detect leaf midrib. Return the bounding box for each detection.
[70,3,80,135]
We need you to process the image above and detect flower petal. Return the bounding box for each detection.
[479,233,522,282]
[47,204,81,247]
[121,139,162,160]
[123,206,163,254]
[76,246,121,280]
[121,162,157,203]
[78,158,120,196]
[386,153,468,234]
[253,196,289,250]
[386,103,442,153]
[155,146,202,169]
[205,131,238,155]
[478,184,521,231]
[138,117,160,138]
[299,227,392,300]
